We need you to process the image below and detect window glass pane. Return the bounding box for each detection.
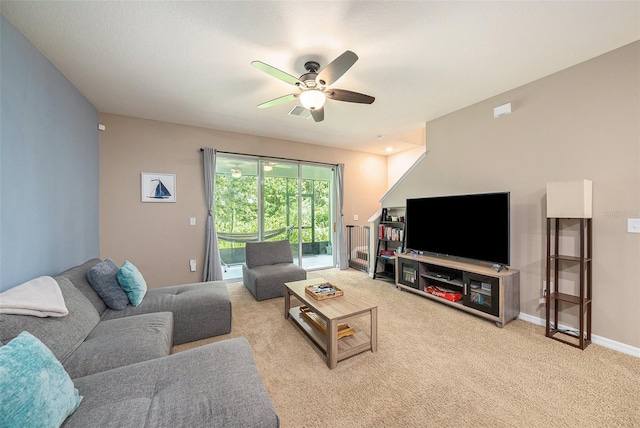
[301,164,333,265]
[262,160,296,241]
[314,180,330,242]
[215,156,257,266]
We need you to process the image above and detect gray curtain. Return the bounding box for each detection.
[202,148,223,281]
[335,163,347,270]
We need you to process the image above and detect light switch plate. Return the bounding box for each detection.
[627,218,640,233]
[190,217,196,226]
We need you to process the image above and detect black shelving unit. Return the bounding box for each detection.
[373,208,404,282]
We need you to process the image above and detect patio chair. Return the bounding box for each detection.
[242,240,306,301]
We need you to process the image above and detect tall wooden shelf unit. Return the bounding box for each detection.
[545,217,592,349]
[545,179,593,350]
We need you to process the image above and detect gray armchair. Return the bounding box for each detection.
[242,240,307,301]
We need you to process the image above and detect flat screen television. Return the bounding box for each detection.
[405,192,510,267]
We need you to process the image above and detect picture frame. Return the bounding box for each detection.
[141,172,176,203]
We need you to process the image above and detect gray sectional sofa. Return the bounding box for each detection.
[0,259,279,427]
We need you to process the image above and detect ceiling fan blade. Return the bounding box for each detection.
[317,50,358,86]
[311,107,324,122]
[326,89,375,104]
[257,94,297,108]
[251,61,303,86]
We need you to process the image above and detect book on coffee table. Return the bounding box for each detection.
[299,306,354,338]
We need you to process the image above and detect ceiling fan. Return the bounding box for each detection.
[251,50,375,122]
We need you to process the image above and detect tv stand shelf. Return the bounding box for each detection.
[396,253,520,328]
[420,274,463,288]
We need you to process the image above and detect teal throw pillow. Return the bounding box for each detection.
[0,331,83,427]
[117,261,147,306]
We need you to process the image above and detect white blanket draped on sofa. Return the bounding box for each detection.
[0,276,68,317]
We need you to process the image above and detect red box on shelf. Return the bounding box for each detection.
[424,285,463,302]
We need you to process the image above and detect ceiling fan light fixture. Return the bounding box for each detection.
[299,90,326,110]
[231,168,242,178]
[252,51,373,123]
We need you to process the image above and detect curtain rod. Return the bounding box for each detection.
[199,148,338,168]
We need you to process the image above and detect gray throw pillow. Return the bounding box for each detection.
[86,259,130,310]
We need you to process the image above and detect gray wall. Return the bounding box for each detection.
[383,42,640,349]
[1,15,99,291]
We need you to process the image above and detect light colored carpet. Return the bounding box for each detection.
[173,268,640,427]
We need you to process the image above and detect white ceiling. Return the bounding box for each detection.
[2,1,638,155]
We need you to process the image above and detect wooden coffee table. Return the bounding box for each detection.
[284,278,377,369]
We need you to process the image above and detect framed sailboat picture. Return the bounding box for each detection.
[141,173,176,203]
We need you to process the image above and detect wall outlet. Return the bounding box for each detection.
[353,214,359,221]
[539,280,550,305]
[628,218,640,233]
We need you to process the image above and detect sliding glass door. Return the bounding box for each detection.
[215,154,334,279]
[300,164,333,269]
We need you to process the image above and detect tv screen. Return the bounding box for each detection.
[405,192,510,266]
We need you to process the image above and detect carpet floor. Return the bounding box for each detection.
[173,268,640,427]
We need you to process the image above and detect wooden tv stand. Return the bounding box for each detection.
[395,253,520,327]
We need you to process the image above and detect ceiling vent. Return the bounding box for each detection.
[288,106,312,119]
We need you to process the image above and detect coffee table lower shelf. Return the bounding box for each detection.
[288,306,372,363]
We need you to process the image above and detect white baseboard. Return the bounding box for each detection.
[518,313,640,358]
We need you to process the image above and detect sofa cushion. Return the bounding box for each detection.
[63,312,173,379]
[0,332,82,427]
[243,262,306,301]
[0,277,100,364]
[100,281,231,345]
[64,338,279,428]
[117,261,147,306]
[57,259,107,314]
[245,239,294,269]
[87,259,130,310]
